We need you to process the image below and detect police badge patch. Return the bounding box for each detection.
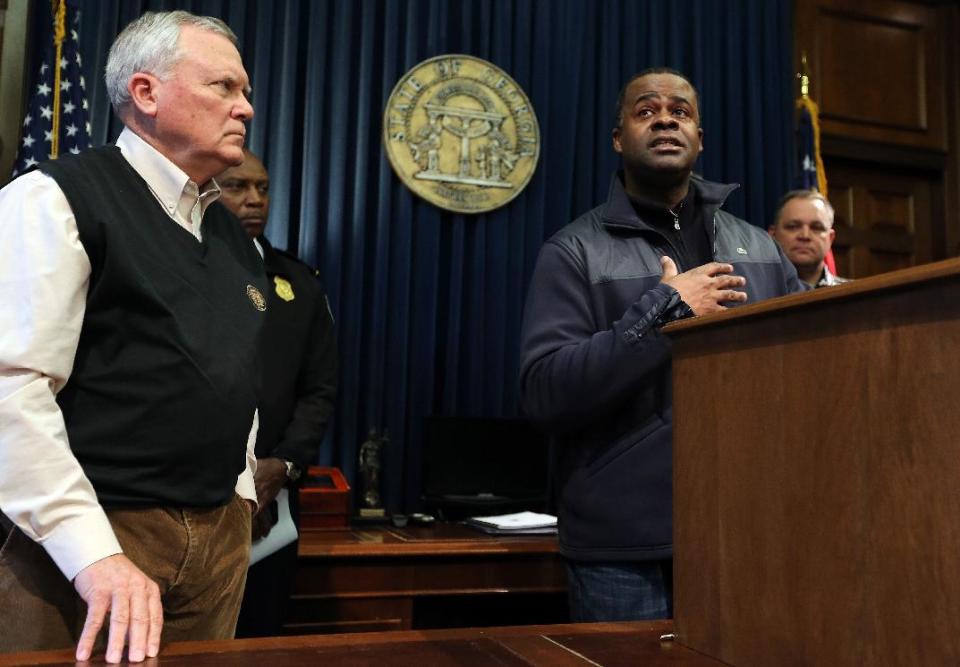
[274,276,295,302]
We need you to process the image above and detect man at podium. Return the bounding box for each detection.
[519,68,804,622]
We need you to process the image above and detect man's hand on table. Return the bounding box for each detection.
[73,553,162,663]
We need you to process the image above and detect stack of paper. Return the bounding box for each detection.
[249,488,298,566]
[465,511,558,535]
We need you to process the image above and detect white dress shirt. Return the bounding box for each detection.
[0,127,258,581]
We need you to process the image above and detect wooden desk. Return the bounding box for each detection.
[289,523,567,634]
[0,621,727,666]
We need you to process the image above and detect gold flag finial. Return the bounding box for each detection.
[797,51,811,99]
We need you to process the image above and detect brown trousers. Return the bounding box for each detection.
[0,494,251,654]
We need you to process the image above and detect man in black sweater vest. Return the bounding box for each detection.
[0,11,264,663]
[217,149,339,637]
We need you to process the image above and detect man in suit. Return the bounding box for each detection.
[217,148,339,637]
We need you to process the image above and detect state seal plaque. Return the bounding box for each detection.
[383,55,540,214]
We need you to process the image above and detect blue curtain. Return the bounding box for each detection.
[79,0,793,512]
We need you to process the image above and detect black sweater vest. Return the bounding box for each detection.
[40,147,267,508]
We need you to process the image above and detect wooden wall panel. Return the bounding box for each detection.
[829,182,854,276]
[798,0,947,151]
[819,11,925,132]
[796,0,958,275]
[827,161,932,278]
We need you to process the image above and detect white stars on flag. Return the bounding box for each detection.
[11,2,92,178]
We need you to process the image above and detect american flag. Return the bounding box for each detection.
[795,92,835,274]
[11,0,91,178]
[795,97,825,195]
[796,102,818,191]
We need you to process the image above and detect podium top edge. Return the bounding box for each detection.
[662,256,960,336]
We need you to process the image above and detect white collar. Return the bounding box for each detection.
[115,127,221,220]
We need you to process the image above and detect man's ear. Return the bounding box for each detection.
[698,127,704,154]
[128,72,161,117]
[768,227,777,239]
[612,126,622,155]
[827,227,836,247]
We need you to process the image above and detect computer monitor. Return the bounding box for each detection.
[420,416,550,520]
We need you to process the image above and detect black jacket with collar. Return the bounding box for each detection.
[519,172,804,561]
[255,237,338,474]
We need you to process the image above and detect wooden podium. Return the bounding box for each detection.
[665,258,960,667]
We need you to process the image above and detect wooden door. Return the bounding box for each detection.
[827,161,934,278]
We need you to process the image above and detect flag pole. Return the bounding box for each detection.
[50,0,67,158]
[795,51,836,275]
[796,51,827,197]
[798,52,810,99]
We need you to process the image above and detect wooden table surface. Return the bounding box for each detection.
[0,620,729,666]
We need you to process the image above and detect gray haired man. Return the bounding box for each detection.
[768,189,849,287]
[0,10,262,662]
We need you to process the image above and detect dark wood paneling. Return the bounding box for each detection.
[669,260,960,667]
[945,4,960,256]
[293,554,566,598]
[820,11,925,132]
[798,0,947,151]
[827,160,933,277]
[284,597,412,633]
[796,0,960,269]
[289,524,566,634]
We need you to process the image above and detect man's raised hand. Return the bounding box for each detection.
[660,255,747,315]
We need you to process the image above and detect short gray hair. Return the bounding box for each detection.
[105,10,237,114]
[773,189,835,228]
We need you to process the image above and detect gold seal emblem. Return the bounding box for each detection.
[274,276,295,302]
[246,284,267,312]
[383,55,540,214]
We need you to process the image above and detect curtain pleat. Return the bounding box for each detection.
[79,0,793,512]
